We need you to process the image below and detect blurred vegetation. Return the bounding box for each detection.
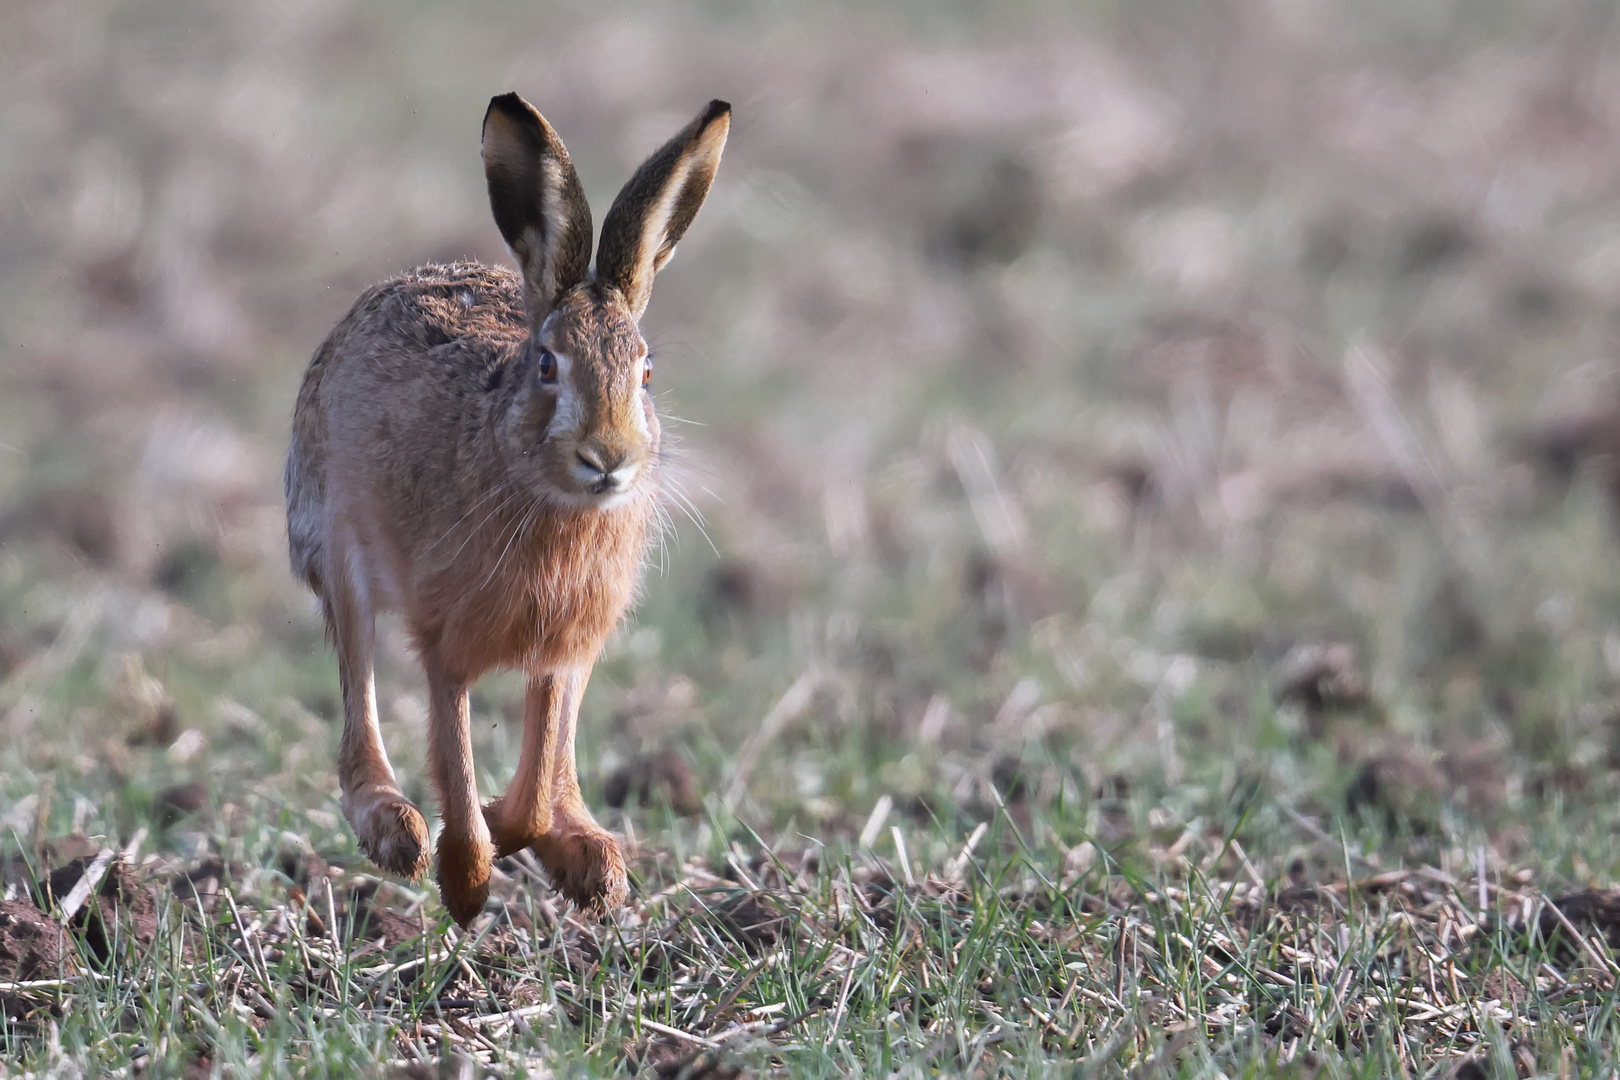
[7,0,1620,1072]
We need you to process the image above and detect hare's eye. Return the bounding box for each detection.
[641,358,653,389]
[538,349,557,383]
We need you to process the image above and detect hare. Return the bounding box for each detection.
[285,93,730,926]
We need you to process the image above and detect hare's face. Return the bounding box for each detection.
[504,285,660,509]
[481,91,728,511]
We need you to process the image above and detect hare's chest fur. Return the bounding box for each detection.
[416,500,652,678]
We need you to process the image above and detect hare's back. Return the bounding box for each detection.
[285,262,528,592]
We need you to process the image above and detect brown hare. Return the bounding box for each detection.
[285,93,730,926]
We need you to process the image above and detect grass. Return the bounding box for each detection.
[10,0,1620,1074]
[13,771,1620,1075]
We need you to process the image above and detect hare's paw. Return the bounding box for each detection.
[436,832,494,928]
[532,827,627,914]
[481,796,546,858]
[349,793,431,880]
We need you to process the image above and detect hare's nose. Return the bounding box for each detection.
[576,445,626,476]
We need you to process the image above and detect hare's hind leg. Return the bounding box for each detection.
[421,646,494,927]
[327,556,430,880]
[528,665,628,913]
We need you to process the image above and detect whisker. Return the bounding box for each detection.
[662,479,718,557]
[424,478,516,557]
[446,483,528,565]
[664,471,705,517]
[479,497,542,594]
[648,500,674,577]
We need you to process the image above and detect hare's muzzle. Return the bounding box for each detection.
[573,441,639,495]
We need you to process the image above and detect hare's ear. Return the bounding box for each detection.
[483,93,594,323]
[596,100,730,319]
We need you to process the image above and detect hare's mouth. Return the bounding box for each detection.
[544,481,640,513]
[544,468,641,512]
[570,450,640,498]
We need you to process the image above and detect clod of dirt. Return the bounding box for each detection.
[1130,312,1314,410]
[728,847,825,893]
[1271,456,1423,513]
[40,859,158,963]
[1506,275,1563,323]
[152,536,225,602]
[0,489,120,565]
[82,247,145,312]
[1537,889,1620,953]
[1274,642,1370,716]
[1345,750,1447,824]
[1515,400,1620,500]
[277,849,332,889]
[43,833,101,867]
[1437,744,1507,813]
[543,932,602,975]
[989,756,1029,804]
[171,857,233,907]
[1411,574,1488,667]
[932,155,1041,268]
[0,855,35,900]
[155,782,209,827]
[716,893,790,953]
[383,1065,438,1080]
[963,550,1063,638]
[1398,214,1473,275]
[1274,886,1325,915]
[1528,762,1588,801]
[1302,215,1357,277]
[621,1036,693,1077]
[127,702,181,748]
[1262,1003,1308,1039]
[113,654,179,748]
[345,881,424,951]
[700,558,792,631]
[604,749,701,815]
[650,1047,744,1080]
[41,850,114,910]
[1095,774,1131,802]
[632,940,681,986]
[1098,455,1158,514]
[901,791,938,825]
[0,636,30,680]
[1347,739,1510,822]
[0,899,69,982]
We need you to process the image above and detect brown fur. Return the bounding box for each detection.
[597,99,732,318]
[285,95,729,926]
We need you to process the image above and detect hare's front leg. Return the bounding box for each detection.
[530,665,627,913]
[483,672,571,855]
[422,646,493,927]
[328,559,430,880]
[484,668,626,912]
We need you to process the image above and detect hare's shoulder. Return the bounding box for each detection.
[365,262,528,348]
[330,262,531,388]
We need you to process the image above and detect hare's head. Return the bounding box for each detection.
[481,93,730,509]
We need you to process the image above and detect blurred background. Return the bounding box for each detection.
[6,0,1620,873]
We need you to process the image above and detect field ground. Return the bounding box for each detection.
[8,0,1620,1074]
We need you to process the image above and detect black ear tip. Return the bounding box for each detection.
[703,99,732,124]
[486,92,534,125]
